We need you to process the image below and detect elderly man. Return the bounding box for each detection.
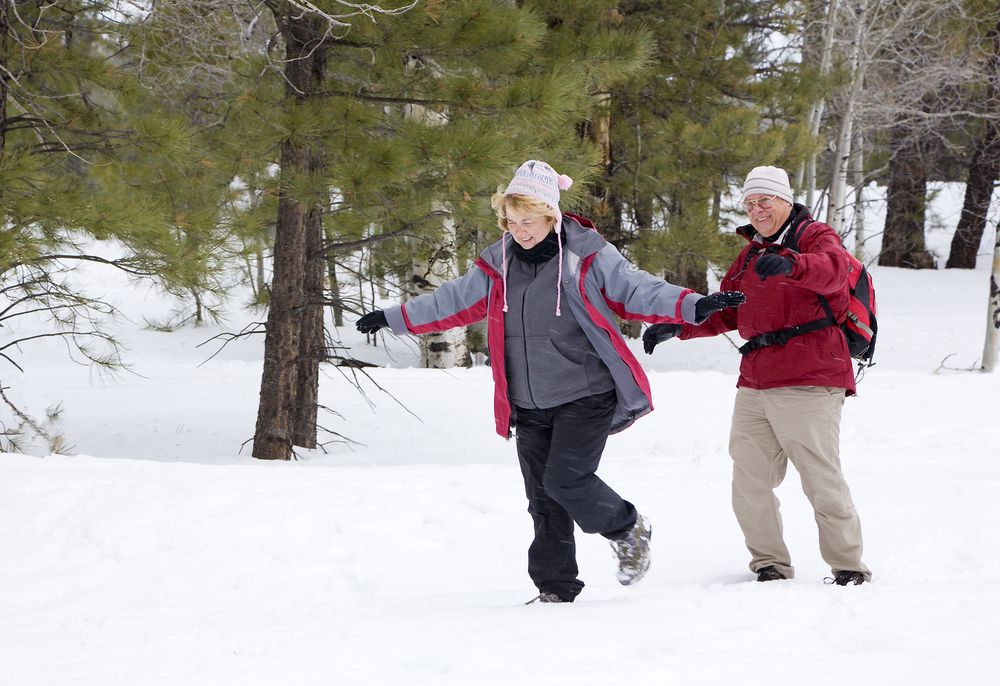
[643,165,872,586]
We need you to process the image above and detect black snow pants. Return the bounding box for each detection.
[513,390,638,601]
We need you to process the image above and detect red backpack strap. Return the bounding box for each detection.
[780,219,821,253]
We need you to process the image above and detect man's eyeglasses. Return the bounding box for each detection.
[742,195,778,212]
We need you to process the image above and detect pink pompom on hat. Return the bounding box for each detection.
[500,160,574,317]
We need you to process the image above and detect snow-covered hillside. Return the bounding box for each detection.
[2,185,999,685]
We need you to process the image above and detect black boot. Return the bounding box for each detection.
[832,570,866,586]
[756,565,787,582]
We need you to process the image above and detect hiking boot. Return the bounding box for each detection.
[756,565,787,582]
[609,514,651,586]
[831,570,866,586]
[525,592,567,605]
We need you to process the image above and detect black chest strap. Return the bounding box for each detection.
[737,219,838,356]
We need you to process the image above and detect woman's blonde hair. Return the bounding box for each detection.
[490,189,558,232]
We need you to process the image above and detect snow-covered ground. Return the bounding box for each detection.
[2,185,999,685]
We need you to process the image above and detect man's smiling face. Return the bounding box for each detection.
[745,194,793,238]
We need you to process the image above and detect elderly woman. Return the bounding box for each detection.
[358,160,744,603]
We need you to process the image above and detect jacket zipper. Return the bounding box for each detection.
[521,263,536,406]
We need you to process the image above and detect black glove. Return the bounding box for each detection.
[356,310,388,334]
[754,253,794,279]
[642,323,682,354]
[694,290,746,321]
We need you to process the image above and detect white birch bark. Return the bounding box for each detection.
[851,129,866,258]
[826,0,868,233]
[982,224,1000,372]
[408,206,470,369]
[403,89,469,369]
[797,0,839,208]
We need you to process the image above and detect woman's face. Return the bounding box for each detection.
[505,205,554,249]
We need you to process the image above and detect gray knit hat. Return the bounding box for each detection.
[741,166,794,204]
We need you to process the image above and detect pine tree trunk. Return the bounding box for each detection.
[664,263,708,296]
[594,185,625,252]
[633,190,654,297]
[292,205,325,448]
[949,22,1000,270]
[1,4,8,154]
[588,91,626,250]
[982,224,1000,372]
[253,165,308,459]
[592,182,625,251]
[947,123,1000,269]
[879,127,935,269]
[192,290,203,325]
[252,12,327,460]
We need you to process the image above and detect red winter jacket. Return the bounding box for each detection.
[680,209,856,395]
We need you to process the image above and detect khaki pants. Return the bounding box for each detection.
[729,386,871,580]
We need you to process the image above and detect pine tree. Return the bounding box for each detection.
[120,1,279,325]
[0,2,222,374]
[245,1,606,458]
[0,2,248,448]
[516,0,655,246]
[606,1,815,293]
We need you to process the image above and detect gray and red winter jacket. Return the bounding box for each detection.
[678,208,857,395]
[383,214,706,438]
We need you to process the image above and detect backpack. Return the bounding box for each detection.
[839,254,878,364]
[738,220,878,368]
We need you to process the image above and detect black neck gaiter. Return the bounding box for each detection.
[512,230,563,264]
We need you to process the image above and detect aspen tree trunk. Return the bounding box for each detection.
[409,207,470,368]
[826,0,866,233]
[255,251,266,298]
[983,224,1000,372]
[851,129,866,259]
[401,75,469,369]
[327,254,344,327]
[252,12,328,460]
[798,0,839,208]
